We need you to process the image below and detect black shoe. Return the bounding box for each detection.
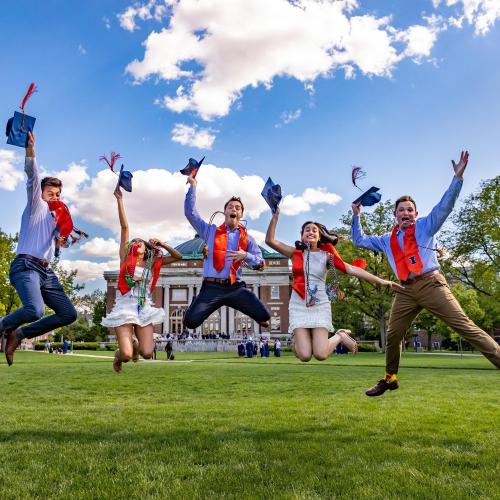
[365,379,399,397]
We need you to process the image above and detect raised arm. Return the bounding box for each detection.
[114,188,129,262]
[345,263,403,290]
[351,204,386,253]
[265,208,295,258]
[148,239,183,265]
[184,174,209,238]
[421,151,467,236]
[24,131,44,213]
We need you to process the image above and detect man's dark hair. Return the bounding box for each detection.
[41,177,63,191]
[224,196,244,213]
[394,195,417,211]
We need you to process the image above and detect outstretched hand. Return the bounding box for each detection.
[187,173,197,188]
[452,150,469,179]
[272,207,280,219]
[382,280,404,291]
[113,186,122,200]
[26,131,35,158]
[351,203,361,216]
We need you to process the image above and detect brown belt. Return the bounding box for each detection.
[203,277,232,286]
[400,270,438,286]
[17,254,50,268]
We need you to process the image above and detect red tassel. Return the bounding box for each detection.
[99,152,122,172]
[351,259,366,270]
[20,82,37,112]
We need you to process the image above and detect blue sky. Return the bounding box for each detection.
[0,0,499,291]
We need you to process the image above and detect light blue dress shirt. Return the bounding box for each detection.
[184,187,264,280]
[351,176,463,278]
[16,157,55,262]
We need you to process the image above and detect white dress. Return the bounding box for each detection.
[289,250,333,333]
[101,266,166,328]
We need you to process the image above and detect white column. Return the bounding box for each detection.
[253,285,260,336]
[228,307,235,337]
[221,306,227,335]
[162,285,170,334]
[187,285,194,305]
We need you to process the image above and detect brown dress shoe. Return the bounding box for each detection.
[365,379,399,397]
[5,331,20,366]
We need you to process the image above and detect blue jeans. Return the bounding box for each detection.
[2,257,77,339]
[183,281,270,329]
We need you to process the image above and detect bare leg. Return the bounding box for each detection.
[115,324,134,361]
[113,324,134,373]
[311,328,341,360]
[293,328,313,362]
[134,324,154,359]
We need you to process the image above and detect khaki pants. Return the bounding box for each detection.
[386,273,500,374]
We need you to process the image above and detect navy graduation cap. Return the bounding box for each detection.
[261,177,282,213]
[117,164,133,193]
[6,83,37,148]
[180,156,204,177]
[351,166,381,207]
[353,186,381,207]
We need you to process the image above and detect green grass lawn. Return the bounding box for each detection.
[0,351,498,499]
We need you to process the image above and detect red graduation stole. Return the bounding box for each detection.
[118,241,163,296]
[212,223,248,284]
[291,243,366,300]
[390,224,423,281]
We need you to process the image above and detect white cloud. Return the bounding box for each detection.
[125,0,445,121]
[58,258,120,281]
[103,16,111,29]
[79,237,120,258]
[248,229,266,246]
[118,0,169,32]
[49,160,340,246]
[171,123,216,149]
[275,109,302,128]
[0,149,23,191]
[41,161,90,202]
[437,0,500,35]
[280,187,342,216]
[78,44,87,55]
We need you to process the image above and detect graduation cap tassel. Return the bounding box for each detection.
[19,82,38,133]
[351,166,366,192]
[99,152,122,173]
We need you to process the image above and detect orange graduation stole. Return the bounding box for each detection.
[390,224,423,281]
[292,243,352,300]
[212,224,248,284]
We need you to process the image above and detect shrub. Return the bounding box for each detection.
[357,343,378,352]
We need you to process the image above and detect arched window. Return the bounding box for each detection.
[235,311,253,335]
[170,308,185,335]
[202,310,220,335]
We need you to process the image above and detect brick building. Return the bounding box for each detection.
[104,235,290,337]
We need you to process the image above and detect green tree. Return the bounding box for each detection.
[0,230,21,316]
[51,261,84,301]
[333,201,399,350]
[440,176,499,331]
[90,291,108,341]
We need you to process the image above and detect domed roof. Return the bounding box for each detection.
[175,234,285,259]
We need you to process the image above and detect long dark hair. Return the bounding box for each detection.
[295,221,339,250]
